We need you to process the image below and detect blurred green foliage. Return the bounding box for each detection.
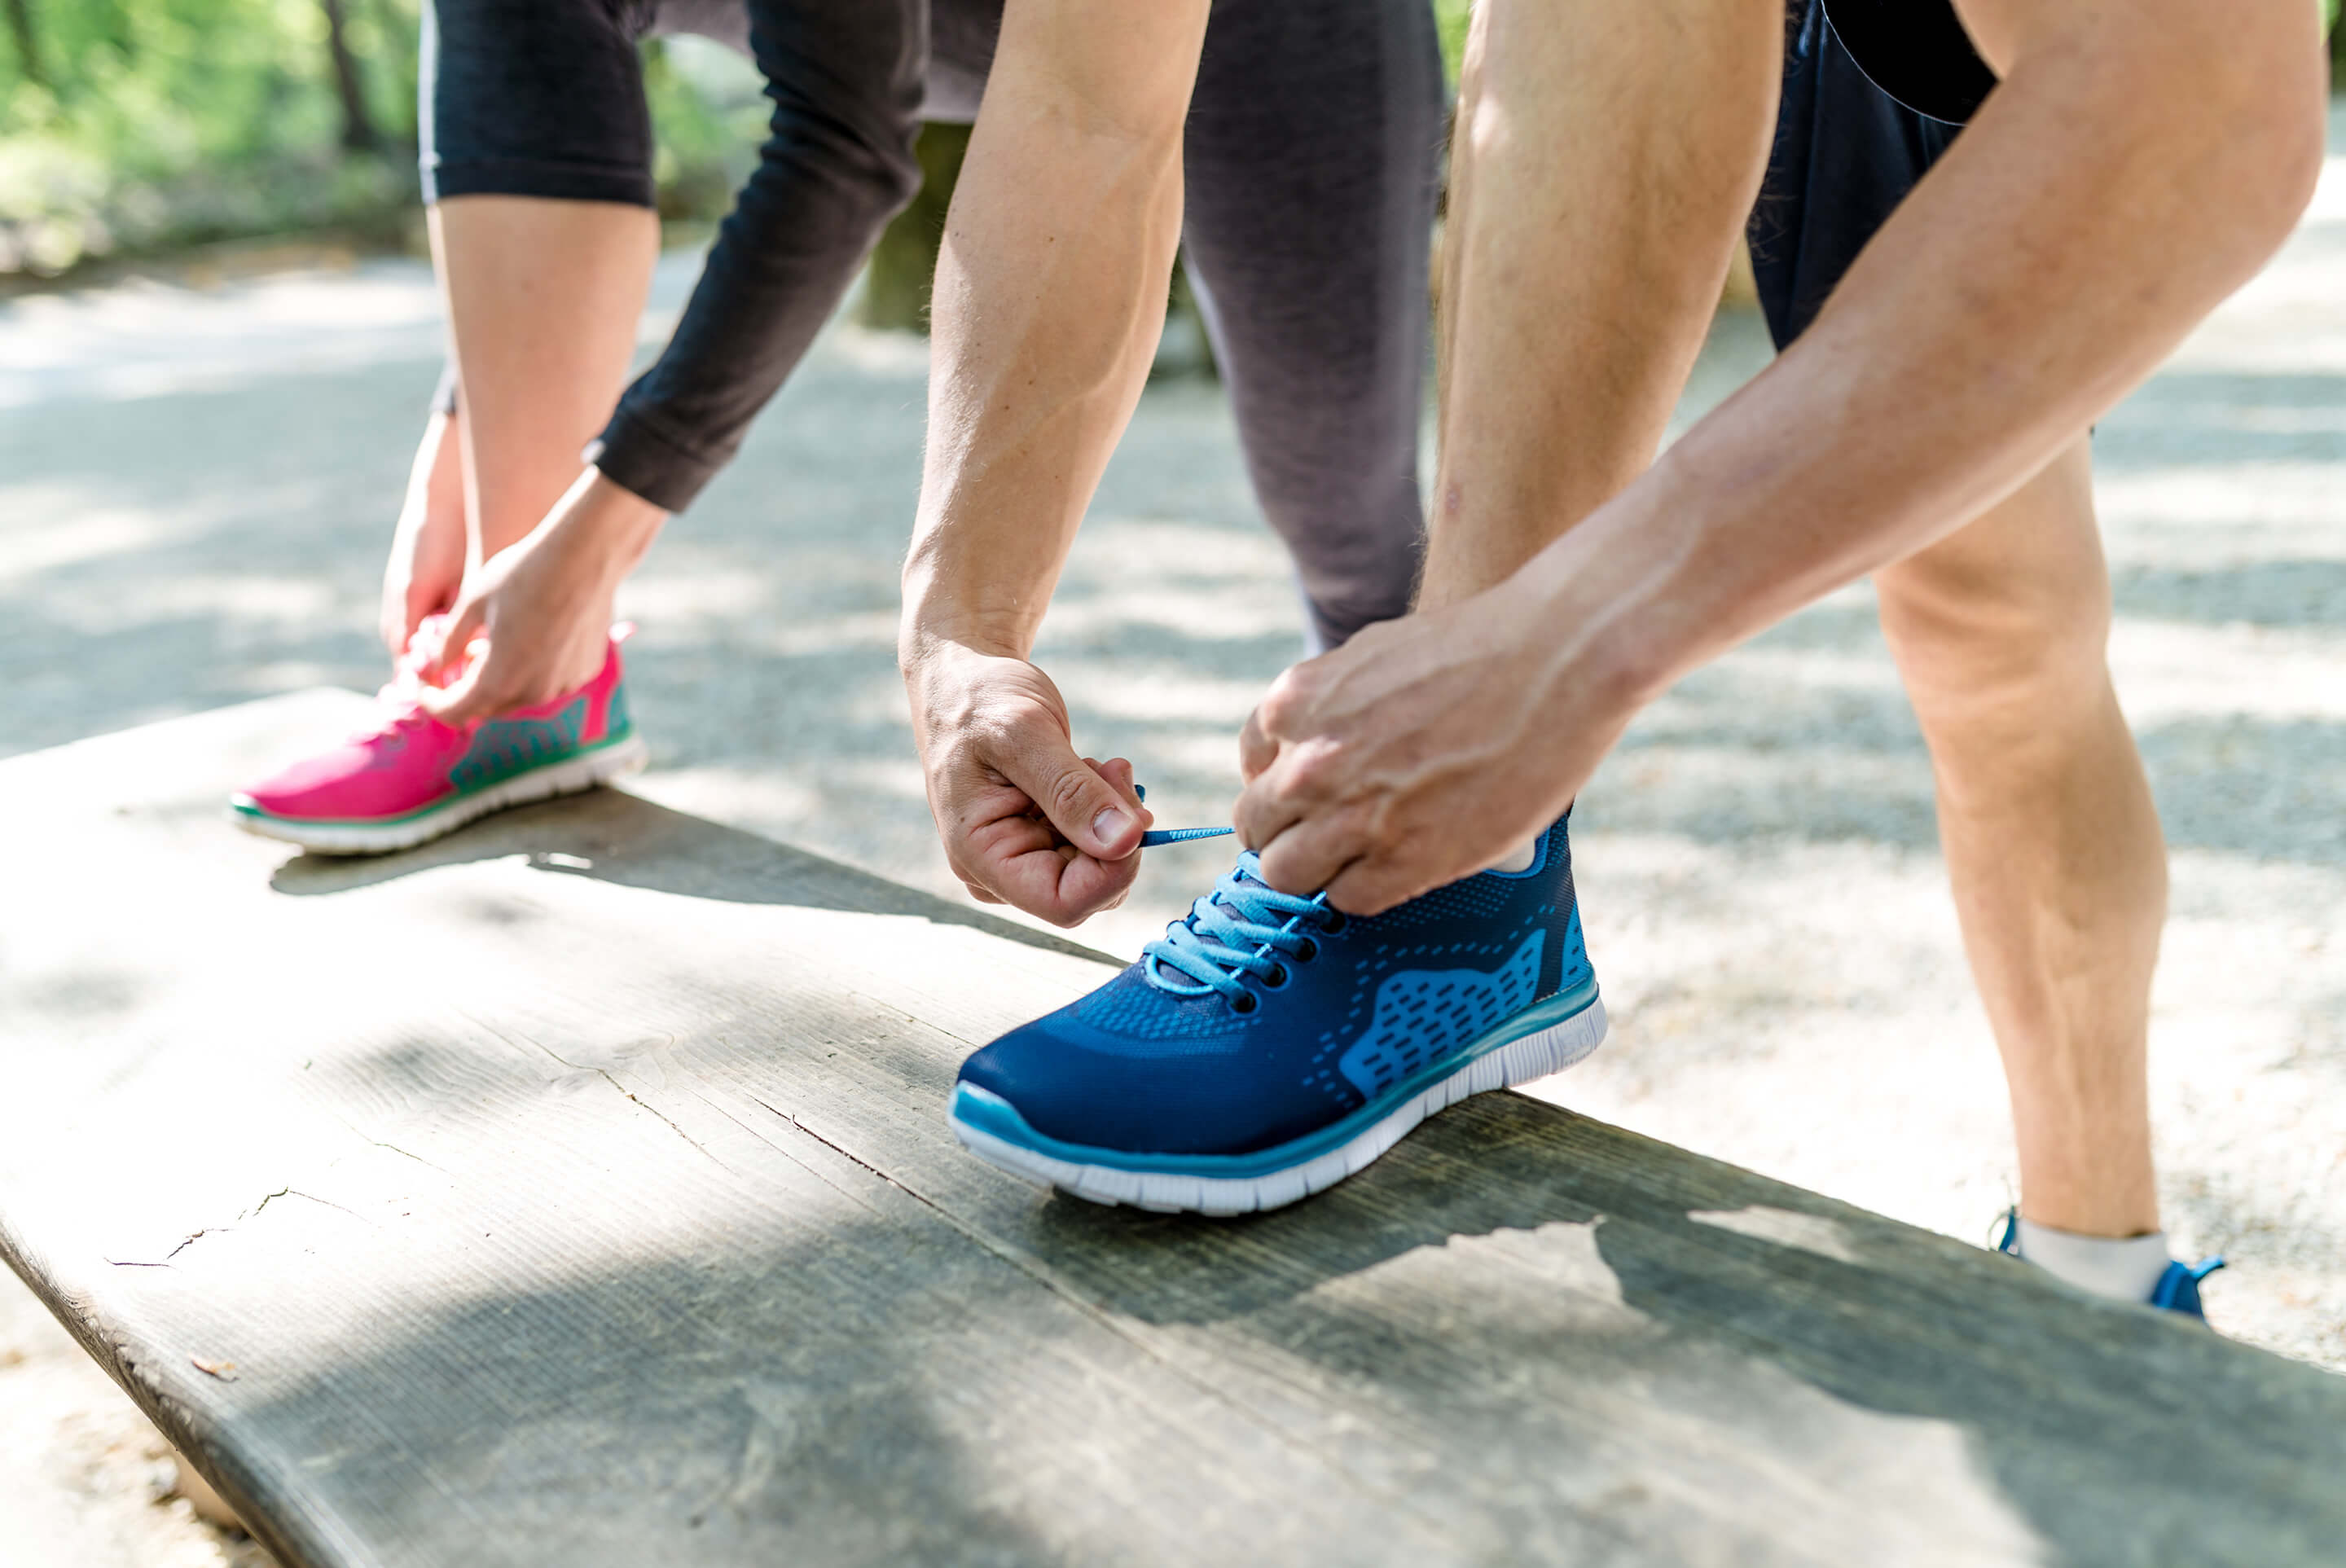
[639,34,771,223]
[0,0,753,279]
[0,0,2333,281]
[0,0,427,274]
[1435,0,1469,83]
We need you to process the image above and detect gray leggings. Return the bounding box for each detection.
[422,0,1443,647]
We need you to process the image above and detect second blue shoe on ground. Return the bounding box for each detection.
[949,814,1604,1214]
[1991,1207,2225,1320]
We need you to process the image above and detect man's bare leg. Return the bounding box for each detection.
[1876,440,2164,1242]
[429,195,659,590]
[1424,7,2167,1253]
[1421,0,1781,608]
[1421,0,1777,872]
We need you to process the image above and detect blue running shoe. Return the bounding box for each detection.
[949,814,1604,1214]
[1992,1208,2225,1320]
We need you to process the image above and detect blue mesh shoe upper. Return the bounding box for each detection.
[956,814,1593,1157]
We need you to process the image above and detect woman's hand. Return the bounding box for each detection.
[415,471,666,723]
[380,411,468,656]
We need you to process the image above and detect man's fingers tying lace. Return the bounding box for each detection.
[999,737,1146,861]
[1237,707,1280,784]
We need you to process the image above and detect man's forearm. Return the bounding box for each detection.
[902,0,1210,665]
[1498,0,2325,706]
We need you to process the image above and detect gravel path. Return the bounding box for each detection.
[4,109,2341,1561]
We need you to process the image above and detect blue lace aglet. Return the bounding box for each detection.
[1140,825,1236,848]
[1128,785,1236,848]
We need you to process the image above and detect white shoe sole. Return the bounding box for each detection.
[229,733,648,856]
[951,994,1606,1218]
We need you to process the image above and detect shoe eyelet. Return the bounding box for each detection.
[1260,963,1290,990]
[1229,991,1259,1015]
[1317,910,1348,936]
[1290,938,1318,964]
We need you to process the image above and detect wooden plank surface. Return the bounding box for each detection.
[2,692,2339,1568]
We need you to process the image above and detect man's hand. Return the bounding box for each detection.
[380,411,468,655]
[905,640,1153,926]
[416,470,666,725]
[1234,583,1636,916]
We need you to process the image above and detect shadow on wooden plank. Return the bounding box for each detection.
[188,1075,2345,1566]
[1013,1098,2346,1562]
[262,784,1118,967]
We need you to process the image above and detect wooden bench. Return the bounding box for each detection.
[3,692,2339,1567]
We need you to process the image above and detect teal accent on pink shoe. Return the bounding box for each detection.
[450,698,591,793]
[229,626,644,854]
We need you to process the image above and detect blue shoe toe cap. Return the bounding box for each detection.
[956,1004,1357,1159]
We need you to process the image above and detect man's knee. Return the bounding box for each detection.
[1876,549,2113,734]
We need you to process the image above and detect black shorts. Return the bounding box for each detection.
[1747,0,1992,349]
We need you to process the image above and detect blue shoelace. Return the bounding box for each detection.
[1138,825,1234,846]
[1132,786,1236,850]
[1125,786,1335,1007]
[1140,853,1339,1008]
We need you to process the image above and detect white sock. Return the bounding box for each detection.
[2015,1219,2174,1304]
[1487,837,1538,874]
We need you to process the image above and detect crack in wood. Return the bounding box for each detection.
[160,1188,290,1261]
[323,1109,453,1174]
[140,1186,376,1266]
[588,1069,739,1175]
[467,1013,738,1175]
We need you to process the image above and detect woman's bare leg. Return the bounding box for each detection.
[428,195,659,578]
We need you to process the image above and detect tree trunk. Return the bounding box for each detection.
[318,0,378,152]
[859,123,973,333]
[3,0,43,88]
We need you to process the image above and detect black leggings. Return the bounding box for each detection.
[421,0,1443,648]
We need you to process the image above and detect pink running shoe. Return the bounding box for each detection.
[231,625,647,854]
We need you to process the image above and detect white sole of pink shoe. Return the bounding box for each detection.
[228,732,649,856]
